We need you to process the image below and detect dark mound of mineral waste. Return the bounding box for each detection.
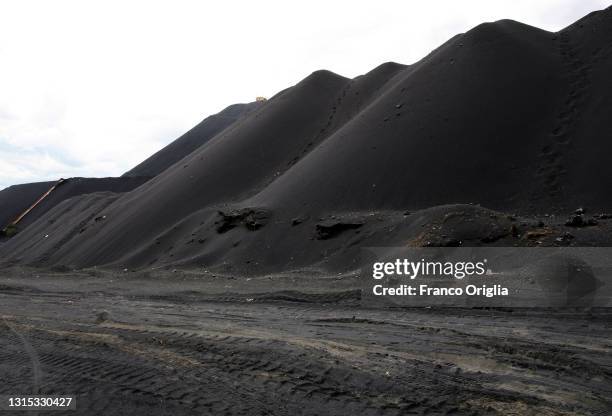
[2,6,612,273]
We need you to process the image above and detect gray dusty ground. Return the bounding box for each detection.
[0,267,611,416]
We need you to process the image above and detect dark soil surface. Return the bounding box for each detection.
[1,267,610,415]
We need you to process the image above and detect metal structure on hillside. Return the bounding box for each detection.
[1,178,68,236]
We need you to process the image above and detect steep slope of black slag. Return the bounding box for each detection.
[2,7,612,272]
[123,102,263,178]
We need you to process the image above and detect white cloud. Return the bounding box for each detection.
[0,0,608,190]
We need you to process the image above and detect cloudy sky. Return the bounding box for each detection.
[0,0,607,190]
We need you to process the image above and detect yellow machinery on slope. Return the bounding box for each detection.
[1,178,68,237]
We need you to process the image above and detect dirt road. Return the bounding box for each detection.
[0,268,610,415]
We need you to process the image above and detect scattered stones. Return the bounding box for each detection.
[555,232,574,244]
[216,208,270,233]
[449,366,462,375]
[565,214,598,227]
[95,310,110,324]
[523,229,552,240]
[315,221,364,240]
[510,224,520,237]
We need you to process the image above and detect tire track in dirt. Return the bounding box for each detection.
[15,321,462,415]
[89,323,559,415]
[15,324,286,415]
[2,285,611,415]
[1,318,42,395]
